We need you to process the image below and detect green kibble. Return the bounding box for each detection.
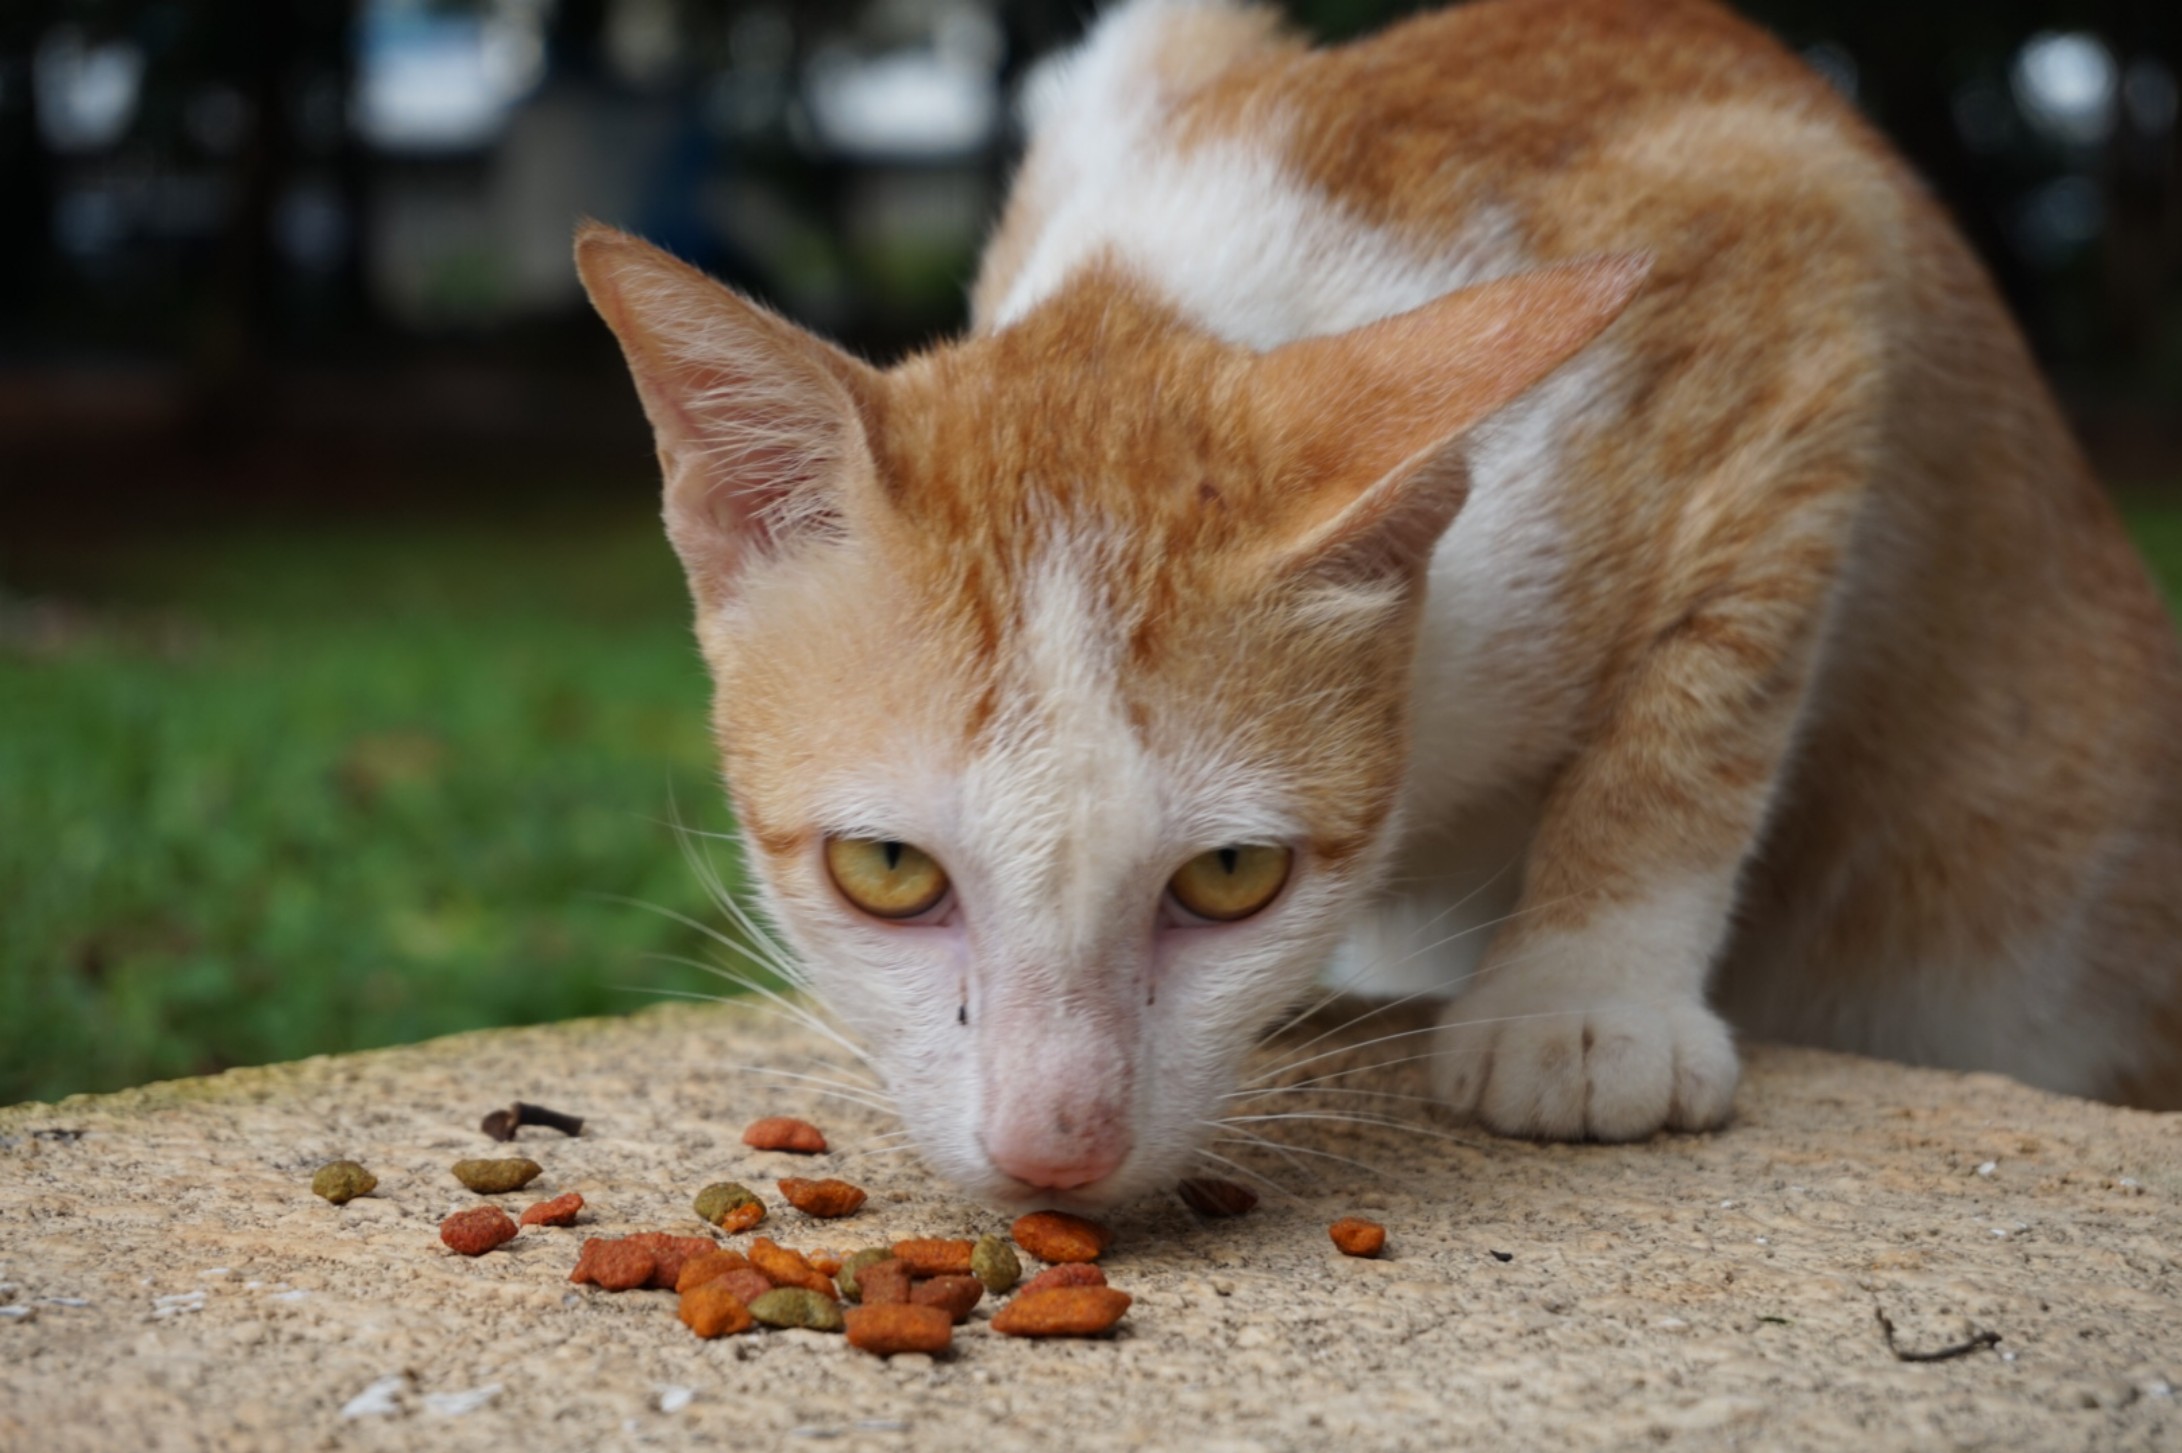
[311,1160,377,1205]
[747,1287,845,1332]
[836,1247,892,1302]
[451,1157,543,1194]
[971,1233,1021,1294]
[693,1181,760,1226]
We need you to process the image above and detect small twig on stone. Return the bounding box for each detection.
[481,1102,585,1141]
[1875,1308,2002,1363]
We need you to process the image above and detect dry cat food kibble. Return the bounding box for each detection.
[748,1287,845,1332]
[570,1237,656,1290]
[678,1281,755,1339]
[713,1267,776,1308]
[742,1116,828,1154]
[1178,1177,1259,1217]
[836,1248,891,1301]
[626,1232,720,1290]
[991,1286,1133,1338]
[439,1206,518,1257]
[674,1249,752,1294]
[1017,1262,1107,1296]
[451,1158,543,1194]
[910,1275,985,1323]
[892,1237,975,1277]
[692,1182,765,1233]
[807,1249,845,1277]
[970,1234,1021,1294]
[844,1303,954,1357]
[857,1258,912,1307]
[310,1160,376,1205]
[749,1237,838,1298]
[778,1177,868,1218]
[1011,1211,1113,1264]
[1329,1216,1387,1258]
[519,1192,584,1227]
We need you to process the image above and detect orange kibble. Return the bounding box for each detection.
[678,1281,754,1338]
[891,1237,976,1277]
[627,1232,722,1290]
[674,1248,753,1294]
[1329,1216,1386,1258]
[857,1258,911,1306]
[439,1206,518,1256]
[910,1274,985,1324]
[779,1176,868,1219]
[518,1192,584,1228]
[570,1237,655,1290]
[748,1237,839,1298]
[742,1116,828,1154]
[714,1266,775,1308]
[717,1200,765,1234]
[1017,1262,1107,1296]
[807,1249,845,1278]
[844,1303,954,1356]
[991,1286,1133,1337]
[1010,1211,1113,1264]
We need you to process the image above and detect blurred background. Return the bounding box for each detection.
[3,0,2178,1106]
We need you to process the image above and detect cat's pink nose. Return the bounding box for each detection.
[986,1137,1130,1191]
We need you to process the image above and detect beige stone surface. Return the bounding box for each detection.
[2,1001,2177,1452]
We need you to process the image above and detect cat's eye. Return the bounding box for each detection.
[824,837,950,920]
[1168,844,1293,922]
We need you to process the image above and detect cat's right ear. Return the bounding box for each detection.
[574,223,882,611]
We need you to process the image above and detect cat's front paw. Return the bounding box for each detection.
[1431,985,1738,1141]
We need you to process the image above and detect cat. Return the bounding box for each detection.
[576,0,2182,1208]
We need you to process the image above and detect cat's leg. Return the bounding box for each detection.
[1432,472,1866,1141]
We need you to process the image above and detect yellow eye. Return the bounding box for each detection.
[1169,845,1292,922]
[824,837,950,920]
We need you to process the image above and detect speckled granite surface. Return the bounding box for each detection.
[3,1002,2176,1452]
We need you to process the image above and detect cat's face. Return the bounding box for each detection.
[577,227,1639,1206]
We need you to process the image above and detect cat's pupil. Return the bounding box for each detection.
[1218,847,1239,875]
[883,841,904,871]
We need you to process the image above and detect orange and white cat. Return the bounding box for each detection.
[577,0,2182,1207]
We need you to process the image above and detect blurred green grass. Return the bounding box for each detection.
[0,509,752,1107]
[6,496,2182,1108]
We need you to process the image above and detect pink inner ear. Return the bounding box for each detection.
[1252,254,1650,572]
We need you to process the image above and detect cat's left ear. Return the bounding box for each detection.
[574,223,884,613]
[1253,255,1648,576]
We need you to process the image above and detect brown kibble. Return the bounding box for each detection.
[748,1237,838,1298]
[779,1176,868,1219]
[674,1249,753,1294]
[678,1281,754,1339]
[836,1248,892,1301]
[742,1116,827,1154]
[748,1287,845,1332]
[716,1267,774,1308]
[692,1182,764,1231]
[1179,1177,1258,1217]
[891,1237,975,1277]
[519,1192,584,1228]
[911,1274,985,1324]
[439,1206,518,1257]
[1011,1210,1113,1263]
[845,1303,954,1356]
[451,1157,543,1195]
[991,1286,1133,1337]
[1018,1262,1107,1296]
[857,1258,912,1307]
[624,1232,719,1290]
[311,1161,377,1205]
[570,1237,656,1290]
[970,1234,1022,1294]
[807,1249,844,1278]
[1329,1216,1386,1258]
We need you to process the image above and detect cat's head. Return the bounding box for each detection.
[577,225,1639,1207]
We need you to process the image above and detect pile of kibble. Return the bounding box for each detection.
[312,1106,1385,1358]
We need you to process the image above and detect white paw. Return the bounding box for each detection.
[1431,984,1738,1141]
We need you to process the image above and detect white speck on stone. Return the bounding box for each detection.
[269,1289,310,1303]
[857,1419,910,1431]
[1990,1228,2010,1238]
[340,1374,409,1420]
[2143,1380,2173,1399]
[790,1429,845,1440]
[2119,1177,2140,1189]
[41,1297,90,1308]
[152,1291,207,1318]
[1976,1162,1997,1177]
[201,1268,231,1278]
[243,1281,263,1291]
[0,1306,32,1321]
[1719,1200,1736,1209]
[2001,1351,2019,1363]
[1754,1237,1770,1246]
[1654,1317,1689,1330]
[423,1384,502,1418]
[657,1386,695,1415]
